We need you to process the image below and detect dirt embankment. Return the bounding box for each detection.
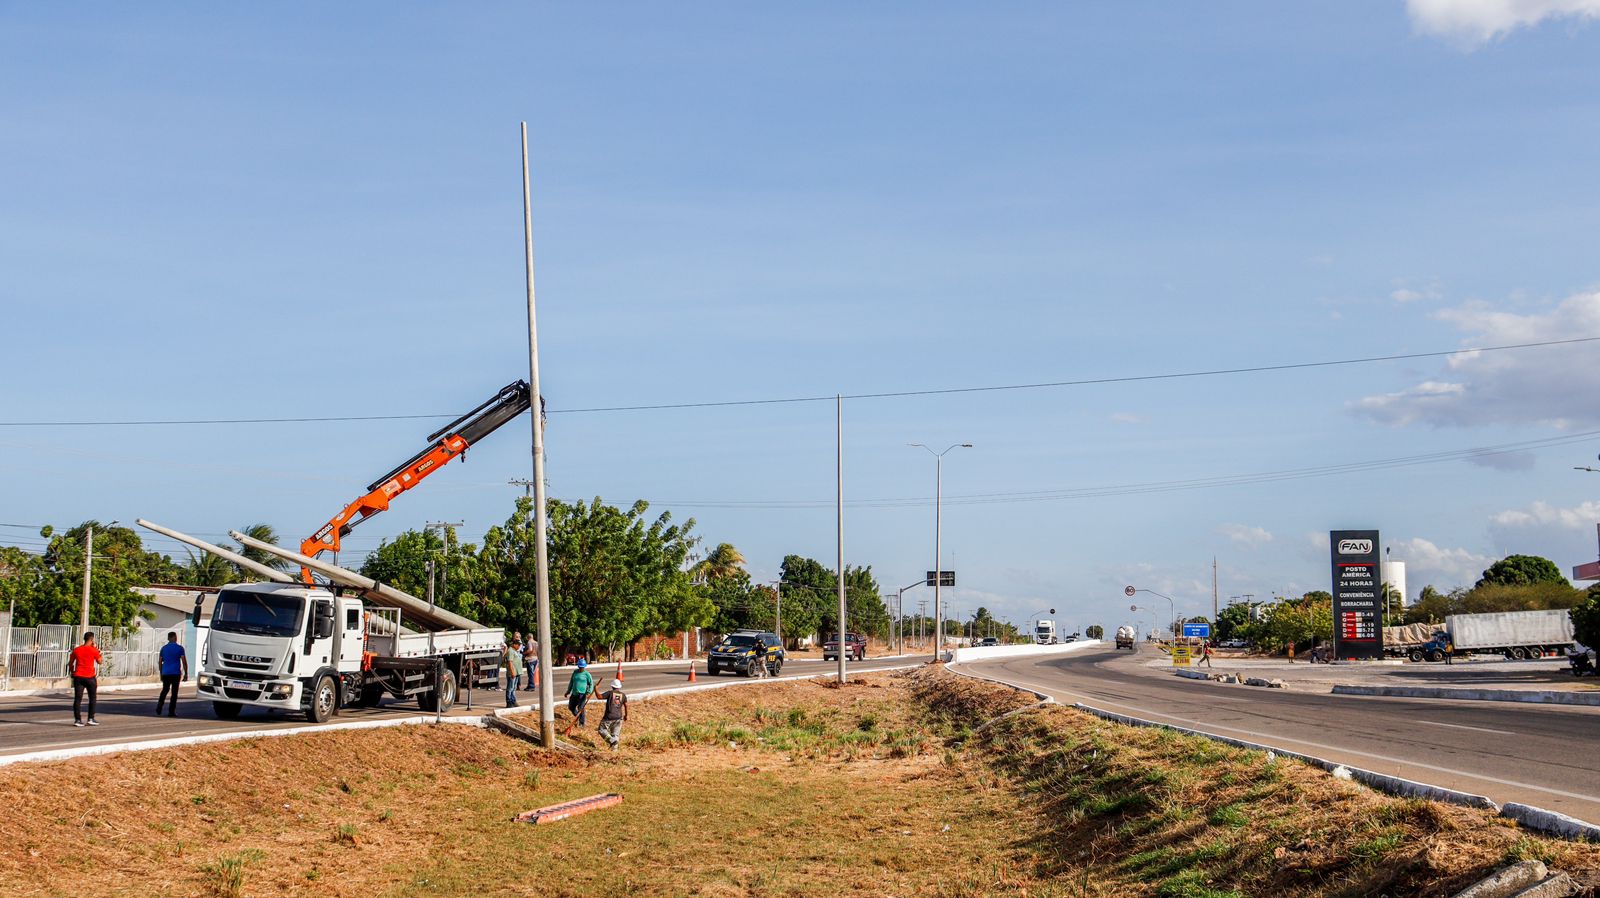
[2,668,1596,897]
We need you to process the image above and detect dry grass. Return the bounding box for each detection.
[0,668,1595,897]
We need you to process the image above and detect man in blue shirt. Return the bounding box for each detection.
[157,631,188,718]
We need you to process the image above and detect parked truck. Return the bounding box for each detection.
[1115,625,1137,650]
[199,581,503,722]
[1406,609,1574,663]
[1381,622,1442,662]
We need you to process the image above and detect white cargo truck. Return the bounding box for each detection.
[1115,625,1137,650]
[1415,609,1575,662]
[198,581,503,722]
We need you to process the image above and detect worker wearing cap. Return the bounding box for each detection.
[597,678,628,750]
[565,658,594,727]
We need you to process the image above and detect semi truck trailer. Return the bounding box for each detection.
[199,581,503,722]
[1406,609,1574,663]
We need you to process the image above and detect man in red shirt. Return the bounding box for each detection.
[67,632,103,727]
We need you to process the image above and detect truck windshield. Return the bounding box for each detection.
[212,592,304,637]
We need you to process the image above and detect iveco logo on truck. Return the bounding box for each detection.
[1338,539,1373,555]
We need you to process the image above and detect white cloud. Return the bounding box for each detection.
[1390,537,1493,590]
[1110,412,1145,424]
[1492,500,1600,529]
[1351,290,1600,428]
[1390,279,1441,304]
[1218,523,1274,548]
[1408,0,1600,44]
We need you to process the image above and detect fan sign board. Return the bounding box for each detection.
[1171,644,1191,666]
[1182,623,1210,639]
[1330,530,1382,661]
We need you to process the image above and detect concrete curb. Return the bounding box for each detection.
[1067,702,1500,810]
[0,662,927,767]
[0,681,186,700]
[0,714,485,768]
[1331,684,1600,706]
[945,663,1057,704]
[1173,669,1209,680]
[1501,803,1600,843]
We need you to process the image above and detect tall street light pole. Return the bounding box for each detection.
[1128,587,1176,639]
[80,520,117,637]
[520,122,556,749]
[836,395,847,684]
[912,442,971,661]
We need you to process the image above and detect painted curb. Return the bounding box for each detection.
[0,714,484,768]
[1067,702,1500,810]
[1173,669,1210,680]
[1331,684,1600,706]
[1501,803,1600,842]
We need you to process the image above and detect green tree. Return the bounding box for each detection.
[2,522,177,628]
[1403,585,1453,624]
[1476,554,1568,589]
[692,543,746,583]
[1570,584,1600,651]
[1085,624,1104,639]
[359,529,447,606]
[236,523,292,573]
[178,549,238,588]
[1214,603,1252,642]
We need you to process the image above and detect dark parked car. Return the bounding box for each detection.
[823,632,867,662]
[706,630,784,677]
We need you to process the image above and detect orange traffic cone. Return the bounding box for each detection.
[616,661,624,682]
[687,660,696,683]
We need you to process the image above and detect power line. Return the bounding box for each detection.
[0,335,1592,426]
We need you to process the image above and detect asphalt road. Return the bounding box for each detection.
[961,644,1600,823]
[0,655,920,759]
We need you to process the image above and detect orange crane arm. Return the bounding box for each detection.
[298,380,532,583]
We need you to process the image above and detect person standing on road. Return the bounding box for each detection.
[566,658,594,727]
[1198,641,1213,668]
[1444,638,1454,666]
[505,639,525,708]
[67,632,103,727]
[597,678,628,750]
[156,632,188,717]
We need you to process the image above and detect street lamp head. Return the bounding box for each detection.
[960,443,973,448]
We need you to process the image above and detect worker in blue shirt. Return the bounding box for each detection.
[157,632,188,718]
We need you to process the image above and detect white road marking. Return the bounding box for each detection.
[1415,719,1516,736]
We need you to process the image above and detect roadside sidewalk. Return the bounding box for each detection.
[1158,654,1600,705]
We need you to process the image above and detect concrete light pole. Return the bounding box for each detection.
[80,521,117,637]
[520,123,556,749]
[911,442,971,661]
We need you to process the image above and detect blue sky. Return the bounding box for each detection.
[4,2,1600,633]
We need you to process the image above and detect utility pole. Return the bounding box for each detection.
[509,478,535,498]
[426,521,463,609]
[521,122,556,749]
[912,443,971,662]
[1212,557,1219,623]
[836,394,847,684]
[79,524,95,638]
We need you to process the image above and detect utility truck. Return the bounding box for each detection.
[199,581,503,722]
[1115,625,1137,650]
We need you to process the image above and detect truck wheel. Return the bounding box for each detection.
[212,701,242,720]
[772,659,783,676]
[1408,650,1424,663]
[419,670,457,713]
[1509,647,1528,661]
[1427,650,1445,663]
[307,674,339,723]
[706,664,718,676]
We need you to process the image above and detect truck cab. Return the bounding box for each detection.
[199,581,497,722]
[199,582,362,722]
[1034,619,1058,645]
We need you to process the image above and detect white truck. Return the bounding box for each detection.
[1034,619,1058,645]
[1413,609,1575,662]
[198,581,503,722]
[1115,625,1137,650]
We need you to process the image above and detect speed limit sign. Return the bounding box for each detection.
[1124,585,1136,597]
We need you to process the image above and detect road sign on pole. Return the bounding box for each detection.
[1182,623,1210,639]
[1124,585,1136,597]
[926,571,955,587]
[1171,644,1191,666]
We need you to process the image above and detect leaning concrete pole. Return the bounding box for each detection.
[137,519,296,584]
[521,122,557,749]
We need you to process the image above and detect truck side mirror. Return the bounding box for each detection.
[313,603,336,640]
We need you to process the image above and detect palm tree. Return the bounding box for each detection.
[692,542,746,583]
[180,549,236,587]
[236,523,291,572]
